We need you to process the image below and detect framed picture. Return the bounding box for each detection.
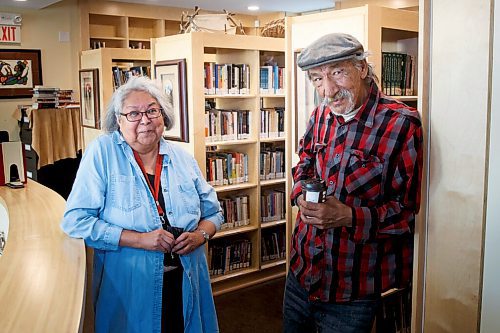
[155,59,189,143]
[79,68,100,129]
[294,50,319,152]
[0,49,43,99]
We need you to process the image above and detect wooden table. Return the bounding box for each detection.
[0,180,85,332]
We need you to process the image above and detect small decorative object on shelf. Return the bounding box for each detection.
[179,6,245,35]
[261,18,285,38]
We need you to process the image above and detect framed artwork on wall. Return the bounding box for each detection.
[155,59,189,143]
[79,68,100,129]
[0,49,42,99]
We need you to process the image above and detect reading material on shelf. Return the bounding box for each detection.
[381,52,416,96]
[32,86,62,109]
[204,62,250,95]
[205,109,251,142]
[260,189,286,223]
[260,144,285,180]
[206,150,249,186]
[112,65,151,90]
[259,65,285,95]
[261,226,286,262]
[260,107,285,139]
[208,238,252,276]
[219,194,250,230]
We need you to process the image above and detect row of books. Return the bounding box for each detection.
[261,228,286,262]
[261,190,286,223]
[259,65,285,95]
[208,239,252,276]
[382,52,416,96]
[32,86,76,109]
[219,195,250,230]
[112,65,150,90]
[260,107,285,139]
[204,62,250,95]
[206,151,249,186]
[260,146,285,180]
[205,109,250,142]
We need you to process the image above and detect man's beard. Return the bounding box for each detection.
[322,89,355,116]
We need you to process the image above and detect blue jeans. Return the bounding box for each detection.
[283,272,380,333]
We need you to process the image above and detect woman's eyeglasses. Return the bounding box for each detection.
[120,108,163,122]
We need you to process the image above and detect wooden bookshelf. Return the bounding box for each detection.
[151,32,288,294]
[80,48,151,147]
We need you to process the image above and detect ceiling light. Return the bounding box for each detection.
[14,0,28,2]
[248,6,260,11]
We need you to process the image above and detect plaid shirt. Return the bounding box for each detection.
[290,83,423,302]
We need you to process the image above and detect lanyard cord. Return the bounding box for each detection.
[133,150,164,217]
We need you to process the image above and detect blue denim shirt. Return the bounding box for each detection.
[61,131,223,333]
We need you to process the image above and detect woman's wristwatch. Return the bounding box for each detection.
[196,229,210,244]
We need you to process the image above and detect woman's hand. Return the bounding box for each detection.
[120,229,175,252]
[139,229,177,252]
[172,231,205,255]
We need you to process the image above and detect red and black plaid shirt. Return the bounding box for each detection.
[290,82,423,302]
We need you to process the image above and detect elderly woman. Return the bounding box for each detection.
[62,76,222,333]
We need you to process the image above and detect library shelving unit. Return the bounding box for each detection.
[80,48,151,147]
[80,0,265,51]
[151,32,289,295]
[80,0,187,50]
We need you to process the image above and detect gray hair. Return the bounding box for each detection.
[352,51,378,84]
[102,76,175,133]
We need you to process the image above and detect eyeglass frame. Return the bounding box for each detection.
[119,108,164,122]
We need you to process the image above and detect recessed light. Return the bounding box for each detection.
[248,5,260,11]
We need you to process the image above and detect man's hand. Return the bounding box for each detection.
[297,194,352,229]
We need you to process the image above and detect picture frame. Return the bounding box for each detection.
[155,59,189,143]
[79,68,100,129]
[0,49,43,99]
[294,50,318,152]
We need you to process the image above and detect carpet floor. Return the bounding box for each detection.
[215,277,285,333]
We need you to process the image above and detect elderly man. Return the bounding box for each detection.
[283,33,423,332]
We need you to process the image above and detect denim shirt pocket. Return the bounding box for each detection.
[110,174,142,212]
[178,181,201,215]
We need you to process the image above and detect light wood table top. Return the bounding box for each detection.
[0,180,85,333]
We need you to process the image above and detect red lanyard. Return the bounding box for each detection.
[133,150,164,217]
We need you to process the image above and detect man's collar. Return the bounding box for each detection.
[351,82,379,128]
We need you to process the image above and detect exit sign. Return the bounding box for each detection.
[0,13,22,44]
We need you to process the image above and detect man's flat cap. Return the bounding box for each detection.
[297,33,364,70]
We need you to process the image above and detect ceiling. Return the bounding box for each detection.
[0,0,336,14]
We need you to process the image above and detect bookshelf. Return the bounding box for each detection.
[80,48,151,147]
[151,32,289,295]
[81,1,188,50]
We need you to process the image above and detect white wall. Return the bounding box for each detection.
[423,0,491,331]
[0,0,81,140]
[480,0,500,331]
